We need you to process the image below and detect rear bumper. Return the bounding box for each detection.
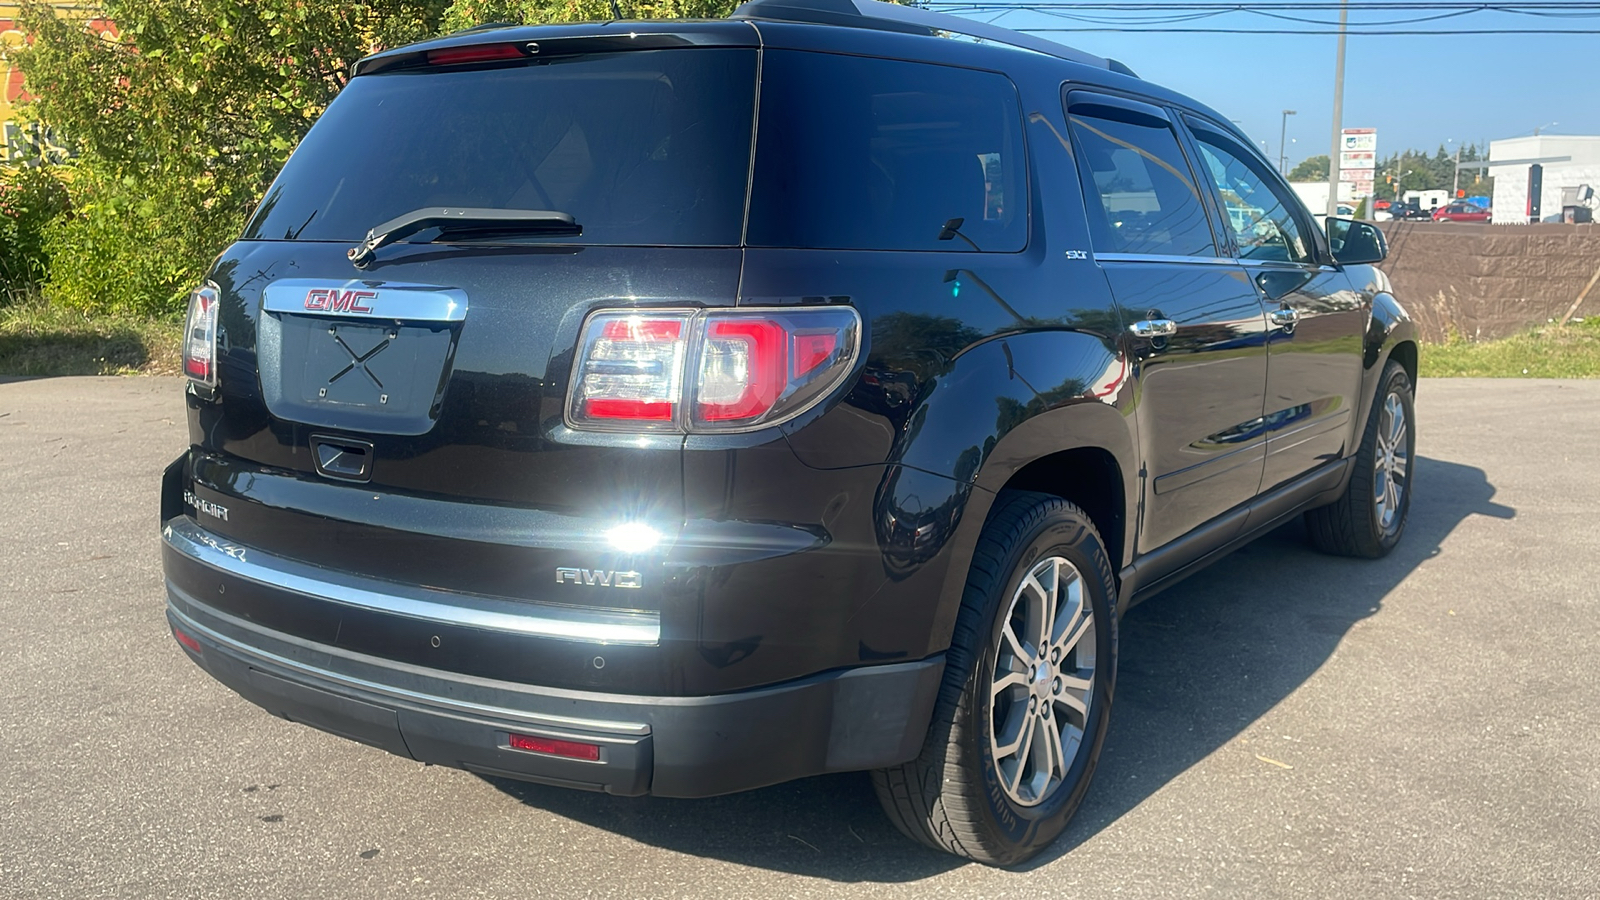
[166,582,944,798]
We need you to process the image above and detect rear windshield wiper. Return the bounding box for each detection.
[347,207,581,268]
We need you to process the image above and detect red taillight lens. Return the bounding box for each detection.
[426,43,526,66]
[172,626,203,655]
[507,732,602,761]
[568,307,859,433]
[182,284,220,388]
[696,318,786,422]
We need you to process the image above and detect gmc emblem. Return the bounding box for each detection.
[304,288,377,314]
[555,567,642,589]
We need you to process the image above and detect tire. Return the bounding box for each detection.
[872,491,1117,866]
[1305,359,1416,558]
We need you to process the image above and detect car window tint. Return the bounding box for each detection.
[243,49,757,247]
[1191,133,1315,265]
[747,51,1027,252]
[1066,111,1215,257]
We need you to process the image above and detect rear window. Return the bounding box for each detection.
[746,51,1028,253]
[243,49,758,247]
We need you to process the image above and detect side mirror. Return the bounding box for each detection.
[1325,217,1387,265]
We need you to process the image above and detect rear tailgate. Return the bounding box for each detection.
[180,40,757,614]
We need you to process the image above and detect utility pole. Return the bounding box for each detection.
[1280,109,1296,175]
[1326,0,1349,217]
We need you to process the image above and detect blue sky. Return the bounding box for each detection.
[945,3,1600,167]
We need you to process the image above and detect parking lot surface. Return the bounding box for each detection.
[2,375,1597,899]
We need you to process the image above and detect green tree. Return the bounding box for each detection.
[442,0,740,29]
[1287,155,1329,182]
[11,0,909,314]
[13,0,449,314]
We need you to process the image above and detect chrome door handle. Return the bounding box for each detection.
[1129,318,1177,338]
[1269,307,1301,327]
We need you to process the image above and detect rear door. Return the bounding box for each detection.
[1181,117,1367,494]
[1065,92,1269,553]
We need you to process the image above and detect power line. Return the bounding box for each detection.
[927,2,1600,10]
[1013,25,1600,31]
[926,1,1600,32]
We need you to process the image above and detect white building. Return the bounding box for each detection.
[1487,134,1600,224]
[1289,181,1360,216]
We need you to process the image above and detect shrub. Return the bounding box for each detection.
[38,159,229,316]
[0,163,71,304]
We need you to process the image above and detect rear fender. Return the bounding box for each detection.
[883,330,1136,651]
[1353,272,1418,468]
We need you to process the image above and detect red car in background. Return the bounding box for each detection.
[1433,200,1491,223]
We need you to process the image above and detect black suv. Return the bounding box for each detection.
[161,0,1418,865]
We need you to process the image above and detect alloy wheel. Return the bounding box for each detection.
[988,555,1096,807]
[1373,390,1409,533]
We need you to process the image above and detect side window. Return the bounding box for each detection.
[747,51,1027,252]
[1190,130,1315,265]
[1067,107,1216,257]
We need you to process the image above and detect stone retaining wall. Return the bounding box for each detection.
[1380,222,1600,342]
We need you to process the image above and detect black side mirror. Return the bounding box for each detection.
[1325,217,1387,265]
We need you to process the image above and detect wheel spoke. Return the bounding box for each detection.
[1021,572,1052,653]
[1056,681,1090,720]
[1391,452,1408,480]
[1040,717,1068,782]
[991,670,1028,697]
[996,707,1034,757]
[1387,397,1406,446]
[1056,606,1092,658]
[1007,719,1037,794]
[1000,622,1029,666]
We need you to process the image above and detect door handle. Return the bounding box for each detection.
[1269,307,1301,328]
[1129,318,1178,338]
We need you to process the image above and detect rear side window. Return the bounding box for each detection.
[243,49,758,247]
[1067,108,1215,258]
[747,51,1027,253]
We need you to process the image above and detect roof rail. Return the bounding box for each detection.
[730,0,1125,73]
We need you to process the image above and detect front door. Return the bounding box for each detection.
[1065,93,1270,553]
[1183,119,1368,494]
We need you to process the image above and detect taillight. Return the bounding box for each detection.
[573,314,687,429]
[568,307,860,433]
[182,283,220,389]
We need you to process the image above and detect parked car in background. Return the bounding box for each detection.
[1433,200,1491,223]
[159,0,1419,868]
[1389,200,1431,221]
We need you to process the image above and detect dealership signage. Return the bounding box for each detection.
[1339,128,1377,196]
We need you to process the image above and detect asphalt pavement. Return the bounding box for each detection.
[2,375,1597,899]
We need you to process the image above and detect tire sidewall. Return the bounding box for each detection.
[966,507,1117,853]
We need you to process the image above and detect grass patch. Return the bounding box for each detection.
[0,297,182,377]
[1421,317,1600,378]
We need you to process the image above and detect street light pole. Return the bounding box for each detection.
[1280,109,1296,175]
[1326,0,1349,217]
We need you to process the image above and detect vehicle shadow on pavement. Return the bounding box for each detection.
[486,455,1510,880]
[1027,454,1513,870]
